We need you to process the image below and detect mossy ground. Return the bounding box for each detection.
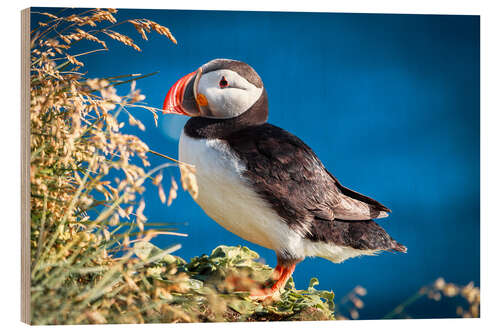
[136,243,336,322]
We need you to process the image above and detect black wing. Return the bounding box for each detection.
[226,123,390,236]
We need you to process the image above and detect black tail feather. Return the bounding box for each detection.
[309,218,407,253]
[390,241,407,253]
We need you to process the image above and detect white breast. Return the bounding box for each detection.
[178,129,378,263]
[179,130,299,251]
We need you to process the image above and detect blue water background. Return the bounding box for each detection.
[32,8,480,319]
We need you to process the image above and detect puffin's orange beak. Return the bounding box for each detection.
[162,70,198,115]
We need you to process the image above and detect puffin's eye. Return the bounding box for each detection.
[219,76,229,88]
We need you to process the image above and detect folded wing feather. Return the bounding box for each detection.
[226,123,390,230]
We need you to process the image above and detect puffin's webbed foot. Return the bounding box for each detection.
[249,262,297,301]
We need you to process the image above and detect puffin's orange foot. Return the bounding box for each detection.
[248,262,297,301]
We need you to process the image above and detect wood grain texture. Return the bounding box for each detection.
[21,7,31,325]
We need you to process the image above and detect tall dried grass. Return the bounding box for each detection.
[29,8,205,324]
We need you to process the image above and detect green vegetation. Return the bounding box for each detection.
[131,244,335,322]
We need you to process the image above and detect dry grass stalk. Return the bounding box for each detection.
[29,8,212,325]
[383,277,480,319]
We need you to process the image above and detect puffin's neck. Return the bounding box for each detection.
[183,89,268,139]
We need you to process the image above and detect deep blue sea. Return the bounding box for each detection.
[33,8,480,319]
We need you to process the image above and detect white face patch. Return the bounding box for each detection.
[197,69,263,119]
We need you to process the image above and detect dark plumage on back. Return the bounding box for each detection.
[225,123,397,249]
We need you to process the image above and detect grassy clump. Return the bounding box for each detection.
[179,245,335,322]
[126,243,336,323]
[28,8,335,325]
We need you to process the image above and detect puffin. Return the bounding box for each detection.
[163,59,406,297]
